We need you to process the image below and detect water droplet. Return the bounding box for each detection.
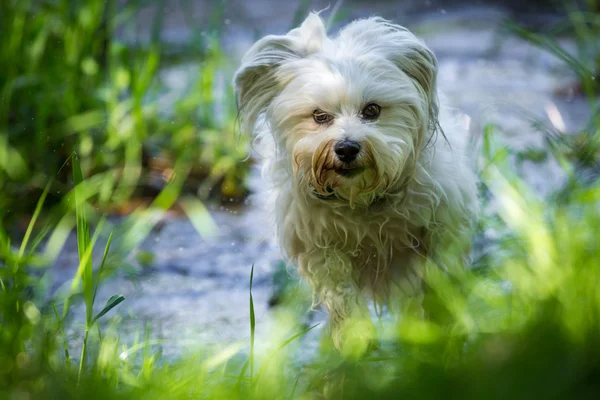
[224,19,231,25]
[440,9,447,14]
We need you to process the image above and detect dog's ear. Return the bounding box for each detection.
[234,13,327,135]
[338,18,439,133]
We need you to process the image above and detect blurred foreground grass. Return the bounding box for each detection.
[1,1,600,399]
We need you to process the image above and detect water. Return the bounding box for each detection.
[58,1,590,358]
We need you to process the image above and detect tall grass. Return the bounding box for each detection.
[0,0,250,224]
[3,145,598,399]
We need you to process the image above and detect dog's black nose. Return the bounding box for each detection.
[334,140,361,163]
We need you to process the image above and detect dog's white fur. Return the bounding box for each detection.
[234,14,478,346]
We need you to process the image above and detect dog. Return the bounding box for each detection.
[234,13,478,350]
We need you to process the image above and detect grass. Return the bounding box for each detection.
[1,1,600,399]
[4,163,598,400]
[0,0,250,224]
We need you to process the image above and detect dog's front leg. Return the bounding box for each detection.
[298,250,376,355]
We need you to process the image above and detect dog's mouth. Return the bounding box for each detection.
[335,166,365,178]
[310,166,367,200]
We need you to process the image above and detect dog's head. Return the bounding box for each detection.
[234,14,439,206]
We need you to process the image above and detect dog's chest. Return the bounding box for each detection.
[349,214,427,267]
[291,201,429,267]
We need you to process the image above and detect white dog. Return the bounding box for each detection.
[234,13,478,348]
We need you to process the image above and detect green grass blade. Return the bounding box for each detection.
[92,231,113,306]
[504,20,592,81]
[78,329,90,385]
[43,214,75,264]
[72,151,94,384]
[92,294,125,324]
[52,302,71,368]
[236,359,250,388]
[255,323,321,383]
[72,151,94,325]
[273,323,320,355]
[14,181,51,272]
[249,264,256,381]
[26,221,53,257]
[62,216,106,320]
[179,198,217,239]
[289,373,301,400]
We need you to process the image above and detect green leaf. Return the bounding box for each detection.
[92,294,125,324]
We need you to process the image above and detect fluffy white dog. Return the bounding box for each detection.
[234,13,478,348]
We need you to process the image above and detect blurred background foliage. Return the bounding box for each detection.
[0,0,599,399]
[0,0,250,227]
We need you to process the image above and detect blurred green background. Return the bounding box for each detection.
[1,0,599,399]
[0,0,250,227]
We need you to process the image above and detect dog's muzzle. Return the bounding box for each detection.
[333,140,365,178]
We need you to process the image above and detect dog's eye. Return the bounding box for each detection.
[313,109,333,124]
[361,103,381,120]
